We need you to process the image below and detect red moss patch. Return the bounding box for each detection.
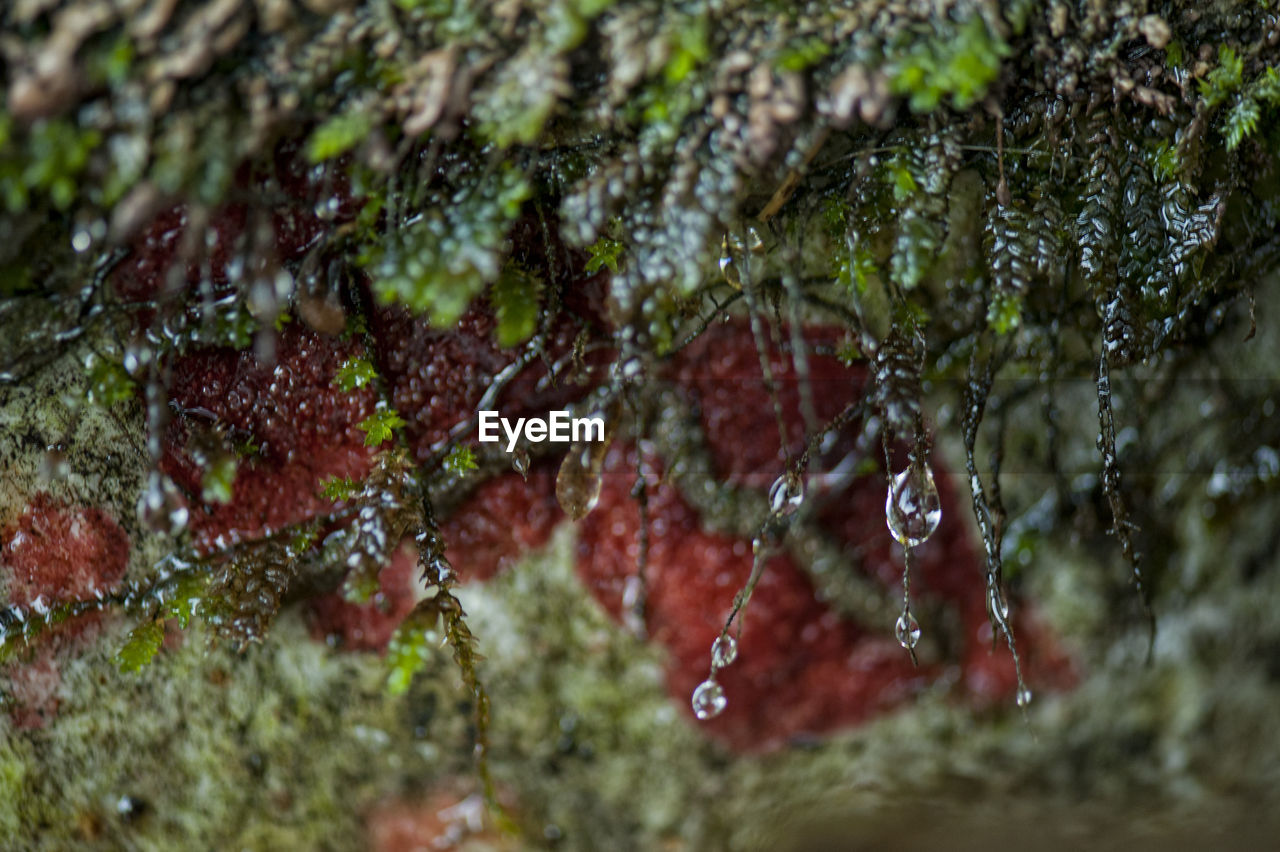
[1,494,131,727]
[305,541,418,652]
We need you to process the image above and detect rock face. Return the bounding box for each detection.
[4,0,1280,848]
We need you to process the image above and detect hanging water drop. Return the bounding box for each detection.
[556,442,605,520]
[1016,686,1033,708]
[768,471,805,517]
[711,634,738,668]
[719,226,765,290]
[511,447,530,480]
[885,462,941,546]
[691,678,727,720]
[894,612,921,649]
[555,400,619,520]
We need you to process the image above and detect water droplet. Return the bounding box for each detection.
[768,471,805,517]
[691,678,727,720]
[885,463,942,546]
[1016,686,1033,708]
[71,228,92,253]
[555,399,619,520]
[711,634,738,668]
[988,584,1010,621]
[894,612,921,649]
[510,446,531,480]
[718,227,765,290]
[556,443,605,520]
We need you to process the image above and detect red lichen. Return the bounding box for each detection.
[160,323,380,552]
[306,542,420,651]
[440,463,562,583]
[1,494,131,727]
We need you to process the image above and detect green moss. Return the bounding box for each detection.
[442,444,478,476]
[335,356,377,392]
[307,113,373,163]
[358,406,406,447]
[888,16,1009,113]
[115,620,165,673]
[364,165,530,327]
[490,264,543,347]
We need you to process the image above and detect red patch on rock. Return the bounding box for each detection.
[1,494,130,608]
[306,542,420,651]
[440,463,562,583]
[161,323,380,552]
[1,494,131,727]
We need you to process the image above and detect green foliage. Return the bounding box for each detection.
[1224,96,1261,150]
[889,17,1009,113]
[335,356,378,391]
[442,444,478,476]
[664,18,710,83]
[85,355,136,408]
[385,604,439,695]
[490,264,543,347]
[0,118,102,212]
[358,406,406,446]
[306,112,372,163]
[1198,46,1244,108]
[365,166,530,327]
[201,455,237,505]
[987,291,1023,334]
[116,620,165,673]
[320,474,360,500]
[775,37,830,72]
[1150,141,1181,182]
[584,236,624,273]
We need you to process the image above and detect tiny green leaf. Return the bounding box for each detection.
[358,407,406,446]
[443,445,478,476]
[335,357,378,392]
[307,112,372,163]
[320,475,360,501]
[201,455,237,505]
[585,236,624,274]
[116,620,165,673]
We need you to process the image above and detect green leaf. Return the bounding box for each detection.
[987,291,1023,334]
[490,265,543,347]
[584,236,625,274]
[335,356,378,391]
[201,455,237,505]
[1199,46,1244,108]
[307,112,372,163]
[358,407,406,446]
[116,620,165,673]
[319,474,360,501]
[85,355,136,407]
[1224,96,1261,150]
[443,445,478,476]
[386,606,439,696]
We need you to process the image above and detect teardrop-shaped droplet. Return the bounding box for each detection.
[711,634,738,668]
[1016,686,1033,708]
[555,400,620,521]
[768,471,805,517]
[987,584,1010,622]
[885,463,941,546]
[719,226,765,290]
[511,447,530,480]
[894,612,921,649]
[691,678,727,720]
[557,443,605,520]
[719,236,741,289]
